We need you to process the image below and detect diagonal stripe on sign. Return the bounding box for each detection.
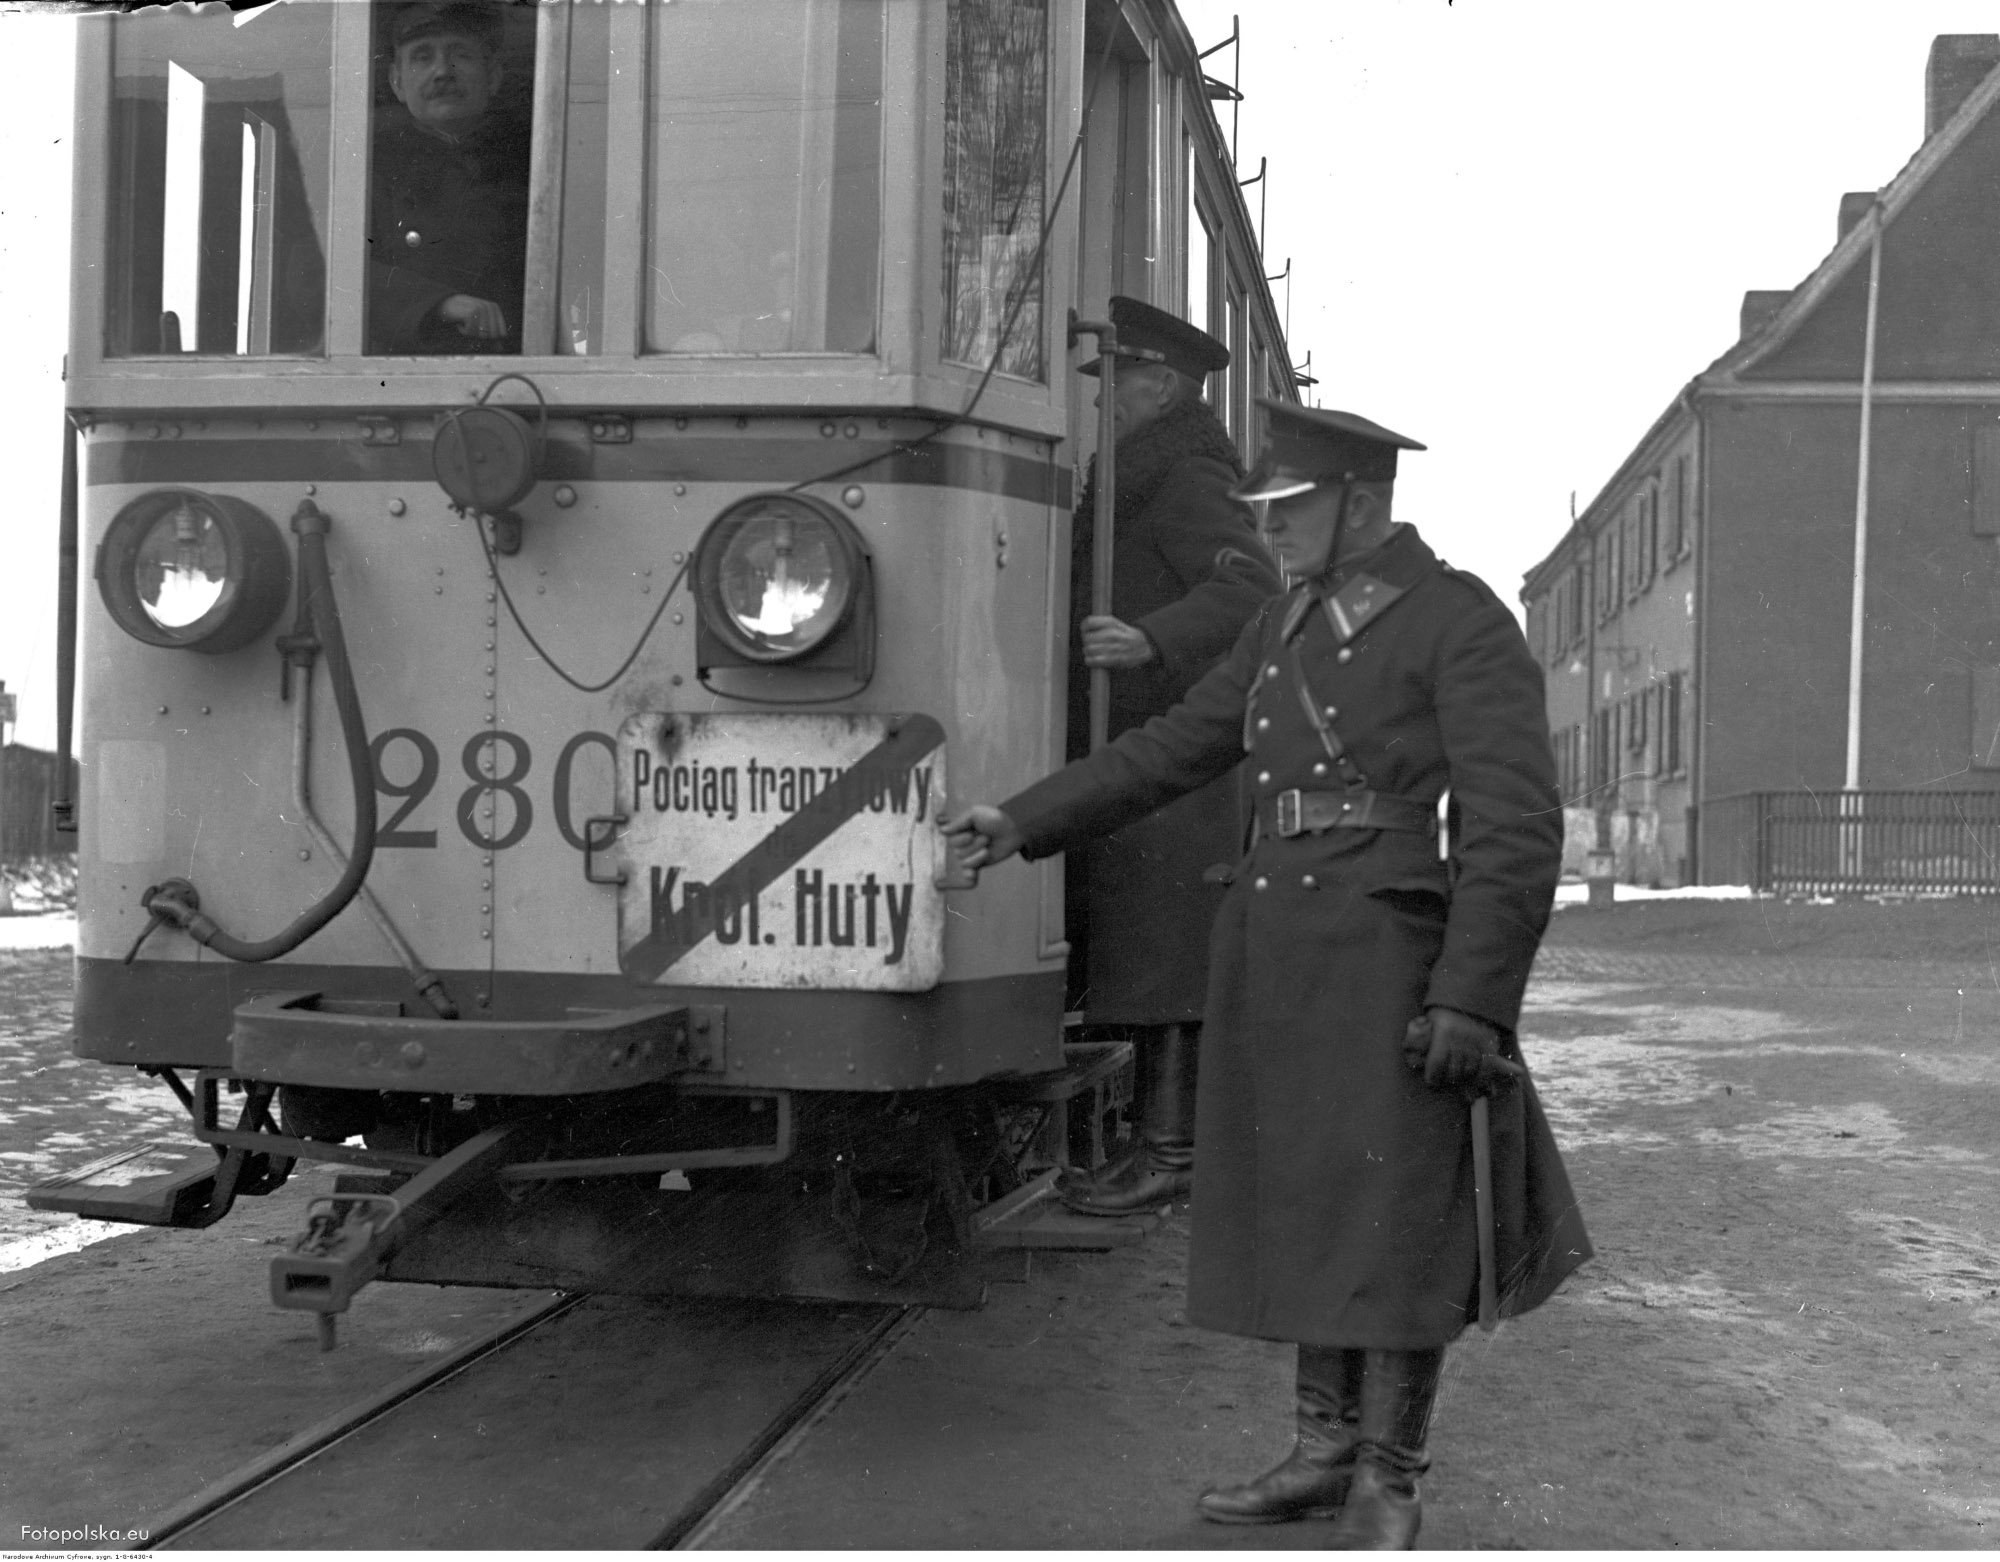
[620,713,947,983]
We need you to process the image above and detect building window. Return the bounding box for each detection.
[1671,454,1692,559]
[1664,671,1685,776]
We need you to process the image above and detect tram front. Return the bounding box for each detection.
[43,0,1086,1315]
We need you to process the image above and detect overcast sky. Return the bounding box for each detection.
[2,1,1996,750]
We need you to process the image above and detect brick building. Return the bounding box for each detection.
[1521,36,2000,887]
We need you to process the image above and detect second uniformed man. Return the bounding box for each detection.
[1060,296,1280,1216]
[944,402,1591,1546]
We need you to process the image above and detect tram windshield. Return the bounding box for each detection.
[104,0,333,357]
[643,0,884,356]
[366,1,535,356]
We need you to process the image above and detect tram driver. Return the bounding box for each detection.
[367,0,529,355]
[1059,298,1281,1218]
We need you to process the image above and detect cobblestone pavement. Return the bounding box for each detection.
[1533,944,2000,990]
[0,949,184,1267]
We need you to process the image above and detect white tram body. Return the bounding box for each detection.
[43,0,1295,1315]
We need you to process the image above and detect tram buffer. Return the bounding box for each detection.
[1060,296,1280,1217]
[367,1,529,355]
[944,403,1592,1546]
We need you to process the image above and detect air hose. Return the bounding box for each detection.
[142,500,377,961]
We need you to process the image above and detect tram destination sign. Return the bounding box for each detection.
[614,712,947,991]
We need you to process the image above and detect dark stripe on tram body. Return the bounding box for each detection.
[88,430,1071,508]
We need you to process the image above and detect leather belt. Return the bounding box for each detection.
[1259,787,1437,839]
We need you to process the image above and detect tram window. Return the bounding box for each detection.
[553,1,611,357]
[104,0,333,357]
[365,1,535,357]
[646,0,884,357]
[942,0,1047,381]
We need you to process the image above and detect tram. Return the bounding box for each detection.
[31,0,1298,1334]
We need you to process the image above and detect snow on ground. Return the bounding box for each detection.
[1553,882,1757,908]
[0,914,76,950]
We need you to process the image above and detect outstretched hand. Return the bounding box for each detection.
[938,804,1024,881]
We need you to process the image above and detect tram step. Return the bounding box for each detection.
[971,1168,1157,1251]
[25,1141,219,1226]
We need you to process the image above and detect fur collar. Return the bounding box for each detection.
[1077,399,1244,522]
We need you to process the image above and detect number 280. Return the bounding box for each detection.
[368,728,614,853]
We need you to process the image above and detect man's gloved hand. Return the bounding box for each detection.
[1402,1006,1500,1089]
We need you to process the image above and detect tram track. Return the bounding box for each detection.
[138,1294,918,1551]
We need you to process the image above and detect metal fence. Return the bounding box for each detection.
[1700,790,2000,895]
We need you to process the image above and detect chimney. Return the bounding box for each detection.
[1927,34,2000,138]
[1836,191,1876,240]
[1740,290,1791,340]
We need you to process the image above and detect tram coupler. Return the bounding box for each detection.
[270,1119,534,1349]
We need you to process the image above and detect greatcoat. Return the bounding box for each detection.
[1008,523,1592,1347]
[367,112,529,355]
[1065,401,1280,1024]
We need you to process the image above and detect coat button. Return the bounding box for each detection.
[1301,874,1317,889]
[1266,664,1281,679]
[1323,705,1338,718]
[1254,876,1269,891]
[1257,771,1271,785]
[1256,717,1271,731]
[1337,648,1354,664]
[404,229,422,247]
[1313,761,1328,776]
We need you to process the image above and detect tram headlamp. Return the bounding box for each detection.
[96,490,291,653]
[693,493,871,667]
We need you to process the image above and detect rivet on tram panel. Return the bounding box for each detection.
[481,905,491,915]
[483,856,494,867]
[157,705,169,715]
[388,498,406,516]
[299,849,311,861]
[401,1041,426,1067]
[671,612,683,625]
[200,706,210,715]
[675,416,689,431]
[843,423,859,439]
[553,485,576,508]
[842,486,865,509]
[1254,876,1269,891]
[1257,771,1271,784]
[1302,874,1318,889]
[674,485,687,497]
[435,586,444,595]
[436,566,445,575]
[536,585,545,595]
[642,585,651,595]
[304,482,316,494]
[1338,648,1354,664]
[819,421,836,438]
[671,675,684,686]
[481,929,492,940]
[305,423,318,434]
[486,592,496,603]
[486,616,497,628]
[355,1041,379,1065]
[485,665,495,676]
[673,551,687,563]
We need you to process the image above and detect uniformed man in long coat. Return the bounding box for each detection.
[944,403,1591,1547]
[1060,296,1280,1217]
[368,1,528,355]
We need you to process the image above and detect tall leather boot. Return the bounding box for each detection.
[1056,1022,1197,1215]
[1327,1347,1445,1550]
[1196,1345,1364,1524]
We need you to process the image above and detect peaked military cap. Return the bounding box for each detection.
[1076,295,1230,382]
[390,0,506,50]
[1230,401,1426,500]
